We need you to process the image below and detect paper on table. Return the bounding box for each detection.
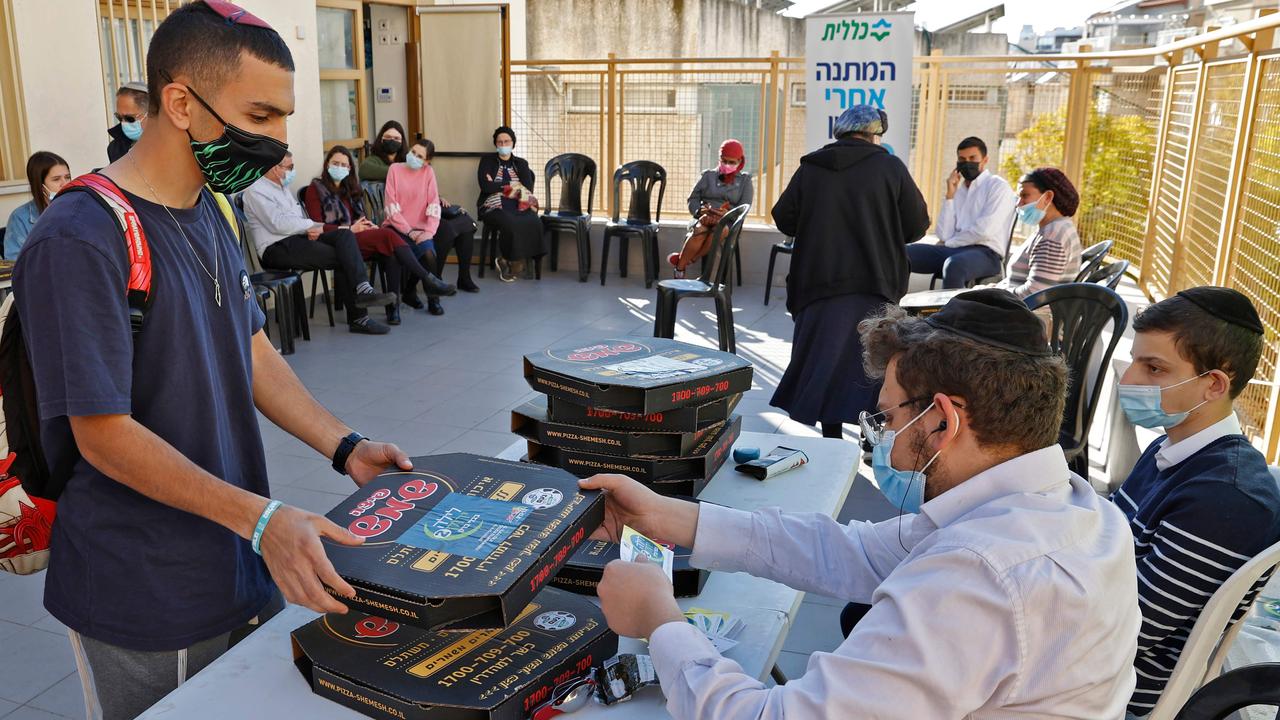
[620,525,674,581]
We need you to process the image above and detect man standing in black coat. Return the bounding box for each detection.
[770,105,930,439]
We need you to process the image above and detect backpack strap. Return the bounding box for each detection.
[210,191,241,243]
[57,173,152,334]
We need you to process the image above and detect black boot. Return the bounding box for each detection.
[401,278,424,309]
[386,300,401,326]
[420,272,457,297]
[427,297,445,316]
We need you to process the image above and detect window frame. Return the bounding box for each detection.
[317,0,368,150]
[0,0,29,185]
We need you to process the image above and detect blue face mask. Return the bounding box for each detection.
[496,145,513,158]
[282,168,296,186]
[870,403,948,514]
[1016,198,1047,226]
[1117,371,1212,429]
[121,120,143,141]
[406,153,425,170]
[327,165,350,183]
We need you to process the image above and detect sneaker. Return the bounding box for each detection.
[353,287,397,309]
[348,316,390,335]
[495,257,516,283]
[427,297,445,316]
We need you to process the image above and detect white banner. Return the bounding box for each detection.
[805,11,914,163]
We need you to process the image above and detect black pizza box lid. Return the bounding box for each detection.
[321,453,605,632]
[523,338,753,413]
[292,586,618,720]
[511,397,719,458]
[544,393,742,432]
[522,414,741,484]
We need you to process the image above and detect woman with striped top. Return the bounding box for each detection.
[996,167,1082,298]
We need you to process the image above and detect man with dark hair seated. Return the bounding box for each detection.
[907,136,1016,288]
[1111,286,1280,719]
[581,289,1140,718]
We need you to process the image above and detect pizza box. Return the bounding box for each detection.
[523,338,753,414]
[523,415,741,489]
[511,397,718,458]
[321,453,604,632]
[552,538,709,598]
[292,586,617,720]
[544,393,742,433]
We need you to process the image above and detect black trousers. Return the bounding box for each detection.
[432,214,476,281]
[481,208,547,261]
[261,229,369,320]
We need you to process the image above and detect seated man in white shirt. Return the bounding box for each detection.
[907,136,1016,288]
[241,151,396,335]
[581,289,1140,719]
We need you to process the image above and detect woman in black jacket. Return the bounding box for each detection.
[476,126,547,281]
[769,105,930,439]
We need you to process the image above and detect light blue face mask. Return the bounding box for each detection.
[1016,198,1047,226]
[121,120,143,141]
[282,168,296,186]
[1117,371,1212,429]
[496,145,513,158]
[406,153,425,170]
[870,402,948,514]
[327,165,350,182]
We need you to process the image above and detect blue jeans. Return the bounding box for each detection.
[907,243,1002,289]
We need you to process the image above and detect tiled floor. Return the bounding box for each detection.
[0,266,1143,717]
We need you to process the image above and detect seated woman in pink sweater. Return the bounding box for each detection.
[385,138,479,314]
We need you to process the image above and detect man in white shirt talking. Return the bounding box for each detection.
[908,137,1017,288]
[581,289,1140,719]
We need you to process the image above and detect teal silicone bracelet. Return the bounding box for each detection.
[251,500,283,556]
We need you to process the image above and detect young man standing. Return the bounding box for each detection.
[1112,287,1280,718]
[907,136,1017,288]
[14,3,411,717]
[585,289,1140,718]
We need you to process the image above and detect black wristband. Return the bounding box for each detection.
[332,432,366,475]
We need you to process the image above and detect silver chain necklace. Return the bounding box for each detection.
[129,155,221,307]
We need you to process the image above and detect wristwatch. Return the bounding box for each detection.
[332,432,366,475]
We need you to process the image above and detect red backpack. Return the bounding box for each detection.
[0,173,154,575]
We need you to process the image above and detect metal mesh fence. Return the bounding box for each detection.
[1146,67,1199,298]
[510,67,609,214]
[1227,56,1280,441]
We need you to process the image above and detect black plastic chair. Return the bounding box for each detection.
[1174,663,1280,720]
[601,161,666,288]
[361,180,386,226]
[1084,259,1129,290]
[542,153,597,282]
[1073,239,1114,282]
[928,216,1018,290]
[764,237,794,306]
[1024,283,1129,477]
[234,202,310,354]
[652,204,749,353]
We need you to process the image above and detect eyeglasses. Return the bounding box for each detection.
[114,113,145,124]
[529,676,596,719]
[859,396,965,445]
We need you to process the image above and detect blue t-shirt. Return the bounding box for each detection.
[13,183,272,651]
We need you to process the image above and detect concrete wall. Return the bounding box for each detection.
[526,0,802,59]
[245,0,324,189]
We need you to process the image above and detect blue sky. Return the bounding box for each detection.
[783,0,1120,42]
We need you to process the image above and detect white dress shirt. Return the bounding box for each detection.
[240,176,317,259]
[935,170,1018,256]
[648,445,1140,719]
[1154,412,1243,471]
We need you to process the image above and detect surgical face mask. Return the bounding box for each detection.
[1016,197,1048,226]
[496,145,513,158]
[327,164,350,183]
[870,402,946,514]
[121,120,144,142]
[281,168,296,186]
[718,160,740,175]
[1118,370,1213,429]
[406,153,425,170]
[168,72,288,194]
[956,160,981,182]
[381,138,402,154]
[45,187,57,201]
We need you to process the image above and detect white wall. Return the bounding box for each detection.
[370,4,409,132]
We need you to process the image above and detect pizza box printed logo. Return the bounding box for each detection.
[522,487,563,510]
[552,341,650,363]
[534,610,577,632]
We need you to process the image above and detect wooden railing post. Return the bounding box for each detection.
[1062,54,1093,189]
[765,50,781,218]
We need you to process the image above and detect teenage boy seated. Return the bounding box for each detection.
[1112,286,1280,719]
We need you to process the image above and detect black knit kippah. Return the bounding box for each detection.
[925,288,1052,356]
[1176,287,1264,335]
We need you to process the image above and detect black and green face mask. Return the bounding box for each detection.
[167,73,288,194]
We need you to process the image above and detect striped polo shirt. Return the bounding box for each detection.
[1111,413,1280,715]
[997,216,1081,298]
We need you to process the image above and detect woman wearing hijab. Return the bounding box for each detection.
[770,105,930,439]
[668,139,754,277]
[476,126,547,282]
[359,120,407,182]
[304,145,455,325]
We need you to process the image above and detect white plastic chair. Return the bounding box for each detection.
[1147,466,1280,719]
